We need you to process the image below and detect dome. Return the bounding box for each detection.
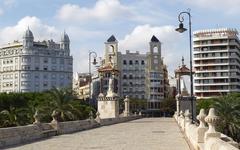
[61,31,70,42]
[23,27,34,38]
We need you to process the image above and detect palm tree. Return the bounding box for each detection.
[0,106,27,127]
[212,93,240,142]
[47,87,82,121]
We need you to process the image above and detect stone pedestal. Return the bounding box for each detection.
[123,96,130,117]
[97,77,119,119]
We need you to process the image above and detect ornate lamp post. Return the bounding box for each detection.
[175,9,194,123]
[89,51,97,106]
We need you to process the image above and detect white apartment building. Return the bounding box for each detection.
[120,50,146,99]
[193,28,240,98]
[0,28,73,93]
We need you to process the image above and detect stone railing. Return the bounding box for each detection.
[174,108,239,150]
[0,111,141,149]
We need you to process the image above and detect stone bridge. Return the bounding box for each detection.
[1,108,239,150]
[6,118,189,150]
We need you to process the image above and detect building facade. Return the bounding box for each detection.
[73,73,90,100]
[97,35,168,114]
[0,28,73,93]
[120,50,146,99]
[145,36,165,110]
[193,28,240,99]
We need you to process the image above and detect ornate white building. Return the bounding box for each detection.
[0,28,73,93]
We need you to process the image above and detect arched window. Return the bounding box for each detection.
[153,46,158,53]
[109,45,114,54]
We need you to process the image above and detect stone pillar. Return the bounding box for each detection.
[197,109,208,143]
[204,108,220,141]
[123,95,130,117]
[138,111,142,116]
[89,111,94,124]
[33,110,41,125]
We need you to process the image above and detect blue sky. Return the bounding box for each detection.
[0,0,239,76]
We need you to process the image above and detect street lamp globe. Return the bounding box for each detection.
[175,22,187,33]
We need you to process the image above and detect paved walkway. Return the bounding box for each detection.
[7,118,190,150]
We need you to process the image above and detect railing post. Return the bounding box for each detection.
[184,109,191,132]
[50,110,60,134]
[197,109,208,143]
[89,111,94,124]
[33,110,41,125]
[95,111,101,124]
[179,110,184,129]
[204,108,220,142]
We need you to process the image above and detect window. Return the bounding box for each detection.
[35,74,39,79]
[153,46,158,53]
[43,58,48,63]
[22,57,31,63]
[60,74,64,79]
[123,74,127,79]
[43,66,48,71]
[43,82,48,87]
[22,65,30,70]
[129,82,133,86]
[43,74,48,79]
[60,59,64,64]
[129,60,133,65]
[51,58,57,64]
[21,73,31,78]
[123,60,127,65]
[51,66,57,71]
[141,60,145,65]
[21,81,31,86]
[51,74,56,79]
[35,57,40,63]
[129,75,133,79]
[67,59,72,65]
[135,60,139,65]
[35,66,39,70]
[60,66,64,71]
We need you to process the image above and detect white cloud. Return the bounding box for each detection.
[0,16,59,45]
[183,0,240,14]
[57,0,133,22]
[119,24,189,75]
